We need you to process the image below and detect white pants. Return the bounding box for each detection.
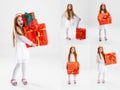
[97,63,105,81]
[99,25,107,39]
[65,18,80,38]
[12,63,26,79]
[68,75,76,82]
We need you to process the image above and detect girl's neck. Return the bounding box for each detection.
[20,26,22,29]
[71,52,74,54]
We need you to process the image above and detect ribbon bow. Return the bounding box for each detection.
[24,12,33,26]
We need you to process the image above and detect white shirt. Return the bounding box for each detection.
[70,53,75,62]
[96,54,105,64]
[14,27,32,46]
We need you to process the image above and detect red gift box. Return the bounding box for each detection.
[67,62,80,75]
[105,52,117,65]
[23,26,38,48]
[36,23,48,46]
[76,28,86,40]
[98,12,112,25]
[22,12,38,27]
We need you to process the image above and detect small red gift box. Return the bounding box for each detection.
[67,62,80,75]
[36,23,48,46]
[22,12,38,27]
[76,28,86,40]
[105,52,117,65]
[98,12,112,25]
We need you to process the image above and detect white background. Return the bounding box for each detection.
[0,0,120,90]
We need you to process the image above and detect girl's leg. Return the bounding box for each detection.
[98,72,101,84]
[74,75,77,84]
[99,25,102,41]
[66,28,71,40]
[22,63,26,79]
[21,63,27,85]
[68,75,71,84]
[102,72,105,83]
[103,25,107,41]
[11,63,20,86]
[12,63,20,79]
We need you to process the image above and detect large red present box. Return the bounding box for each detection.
[76,28,86,40]
[98,12,112,25]
[67,62,80,75]
[23,26,38,48]
[105,52,117,65]
[36,23,48,46]
[22,12,38,27]
[24,23,48,48]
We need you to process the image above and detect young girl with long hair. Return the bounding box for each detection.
[67,46,79,84]
[98,3,111,41]
[11,13,36,86]
[96,46,106,84]
[62,4,81,40]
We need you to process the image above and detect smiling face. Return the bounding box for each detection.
[16,16,23,28]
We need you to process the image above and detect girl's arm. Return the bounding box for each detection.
[74,14,81,21]
[17,34,34,46]
[13,31,15,47]
[96,55,99,63]
[97,14,101,21]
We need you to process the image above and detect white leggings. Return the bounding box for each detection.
[12,63,26,79]
[98,72,105,81]
[99,25,107,39]
[66,18,80,38]
[68,75,76,81]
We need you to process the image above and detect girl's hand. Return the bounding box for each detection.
[31,43,37,47]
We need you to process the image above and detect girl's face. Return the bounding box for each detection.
[101,5,105,10]
[68,4,72,10]
[17,16,23,28]
[71,47,75,53]
[99,47,103,53]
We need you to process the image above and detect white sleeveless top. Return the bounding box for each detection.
[70,53,76,62]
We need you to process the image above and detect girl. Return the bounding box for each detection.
[67,46,79,84]
[11,13,36,86]
[96,46,106,84]
[98,3,110,41]
[62,4,81,40]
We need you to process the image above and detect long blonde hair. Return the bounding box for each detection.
[66,4,76,20]
[13,14,24,47]
[68,46,77,62]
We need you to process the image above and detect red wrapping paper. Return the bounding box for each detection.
[36,23,48,46]
[67,62,80,75]
[22,12,38,27]
[98,12,112,25]
[76,28,86,40]
[23,26,37,48]
[105,52,117,65]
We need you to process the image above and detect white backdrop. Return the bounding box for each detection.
[0,0,120,90]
